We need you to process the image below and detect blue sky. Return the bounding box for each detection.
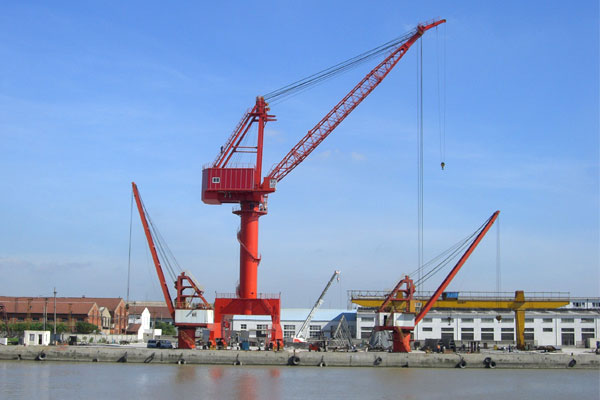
[0,1,598,307]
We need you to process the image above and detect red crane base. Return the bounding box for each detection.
[392,328,412,353]
[210,297,283,348]
[377,326,413,352]
[178,326,198,349]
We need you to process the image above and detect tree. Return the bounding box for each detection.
[75,322,98,334]
[154,321,176,336]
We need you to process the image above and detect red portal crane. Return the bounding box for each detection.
[132,182,213,349]
[201,19,446,347]
[375,210,500,352]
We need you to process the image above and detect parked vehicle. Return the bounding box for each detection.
[147,339,173,349]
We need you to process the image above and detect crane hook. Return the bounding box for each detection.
[440,162,445,170]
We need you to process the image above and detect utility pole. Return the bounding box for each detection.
[53,288,57,344]
[43,298,48,331]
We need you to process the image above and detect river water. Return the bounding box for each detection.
[0,361,598,399]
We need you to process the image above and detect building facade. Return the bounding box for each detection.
[230,308,356,342]
[0,296,101,333]
[355,298,600,348]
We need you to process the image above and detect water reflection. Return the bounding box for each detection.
[175,364,197,383]
[0,361,596,400]
[236,372,257,400]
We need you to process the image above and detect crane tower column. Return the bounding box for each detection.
[234,201,266,300]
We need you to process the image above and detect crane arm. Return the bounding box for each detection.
[295,270,340,341]
[265,19,445,184]
[131,182,176,319]
[414,211,500,325]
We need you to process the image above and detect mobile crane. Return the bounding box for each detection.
[375,211,500,352]
[201,19,445,348]
[293,270,340,343]
[132,182,213,349]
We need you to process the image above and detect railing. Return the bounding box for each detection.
[214,292,281,299]
[348,290,571,302]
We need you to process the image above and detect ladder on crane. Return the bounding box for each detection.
[293,270,340,343]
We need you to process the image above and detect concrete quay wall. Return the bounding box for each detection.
[0,346,598,369]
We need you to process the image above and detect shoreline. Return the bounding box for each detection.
[0,345,598,369]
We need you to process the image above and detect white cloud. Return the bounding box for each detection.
[351,152,366,161]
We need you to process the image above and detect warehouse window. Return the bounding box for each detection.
[525,318,534,323]
[283,325,295,339]
[256,324,268,338]
[502,318,514,323]
[581,318,594,323]
[441,327,454,340]
[240,324,247,330]
[461,328,474,341]
[561,330,575,346]
[309,325,321,339]
[422,327,433,332]
[582,328,595,343]
[481,328,494,341]
[422,318,433,323]
[542,318,553,323]
[524,328,534,341]
[561,318,574,323]
[481,318,494,323]
[461,318,474,323]
[543,328,553,332]
[501,328,514,341]
[361,317,375,322]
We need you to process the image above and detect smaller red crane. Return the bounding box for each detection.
[375,211,500,352]
[132,182,213,349]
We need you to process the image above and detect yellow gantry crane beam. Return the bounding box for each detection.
[352,291,570,349]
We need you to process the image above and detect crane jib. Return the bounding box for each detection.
[266,19,446,183]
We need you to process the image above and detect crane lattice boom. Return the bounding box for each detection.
[266,19,445,183]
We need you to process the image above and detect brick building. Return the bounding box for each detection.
[0,296,128,334]
[62,297,128,334]
[0,296,101,333]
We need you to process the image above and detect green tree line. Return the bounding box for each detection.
[0,321,99,336]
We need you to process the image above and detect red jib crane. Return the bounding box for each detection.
[132,182,213,349]
[201,19,446,347]
[375,210,500,352]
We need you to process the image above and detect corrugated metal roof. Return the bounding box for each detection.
[232,308,355,322]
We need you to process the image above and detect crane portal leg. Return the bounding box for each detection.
[178,327,197,349]
[391,328,412,353]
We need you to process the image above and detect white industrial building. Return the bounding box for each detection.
[229,299,599,348]
[231,309,356,341]
[356,298,600,348]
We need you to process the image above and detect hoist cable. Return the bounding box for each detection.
[496,214,501,307]
[263,29,417,102]
[127,190,133,304]
[417,38,424,295]
[408,215,494,288]
[138,197,181,282]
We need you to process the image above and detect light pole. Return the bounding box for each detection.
[53,288,57,344]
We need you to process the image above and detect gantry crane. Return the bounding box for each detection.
[293,270,340,343]
[354,290,569,350]
[132,182,213,349]
[201,19,446,347]
[374,211,500,352]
